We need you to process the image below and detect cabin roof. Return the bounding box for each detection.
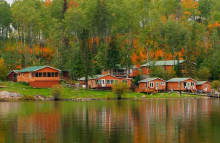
[17,66,60,73]
[79,74,132,81]
[141,60,185,67]
[7,70,19,76]
[167,77,195,82]
[138,77,165,83]
[196,81,209,85]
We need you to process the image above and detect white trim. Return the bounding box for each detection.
[149,82,154,88]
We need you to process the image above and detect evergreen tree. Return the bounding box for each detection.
[174,57,183,77]
[0,58,7,81]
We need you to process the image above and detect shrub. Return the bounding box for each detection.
[51,85,63,101]
[106,93,111,100]
[19,95,36,101]
[112,82,129,100]
[211,80,220,92]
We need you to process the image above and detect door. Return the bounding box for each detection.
[205,84,208,91]
[102,79,106,87]
[187,82,191,89]
[156,82,159,89]
[29,73,32,78]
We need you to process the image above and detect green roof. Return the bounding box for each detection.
[79,74,109,80]
[18,66,60,73]
[141,60,185,67]
[167,78,195,82]
[139,78,165,83]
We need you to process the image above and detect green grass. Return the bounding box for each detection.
[0,82,203,99]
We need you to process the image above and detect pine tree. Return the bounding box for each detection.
[174,57,183,77]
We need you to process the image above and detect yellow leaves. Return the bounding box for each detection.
[184,11,191,16]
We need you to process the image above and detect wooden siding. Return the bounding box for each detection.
[167,79,196,91]
[139,79,166,93]
[196,82,211,93]
[7,72,17,82]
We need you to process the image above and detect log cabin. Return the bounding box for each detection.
[17,66,61,88]
[166,78,197,92]
[138,78,166,93]
[79,74,132,89]
[196,81,211,93]
[7,70,19,82]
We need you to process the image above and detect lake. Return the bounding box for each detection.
[0,99,220,143]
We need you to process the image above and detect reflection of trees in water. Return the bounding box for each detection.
[0,99,220,142]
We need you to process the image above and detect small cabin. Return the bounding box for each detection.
[17,66,61,88]
[138,78,166,93]
[196,81,211,93]
[7,70,19,82]
[79,74,132,89]
[166,78,197,92]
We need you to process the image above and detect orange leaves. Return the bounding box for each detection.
[181,0,199,19]
[45,0,52,7]
[68,1,79,8]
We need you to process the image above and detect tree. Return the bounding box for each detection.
[197,67,211,81]
[211,81,220,92]
[174,58,183,77]
[0,58,7,81]
[112,82,129,100]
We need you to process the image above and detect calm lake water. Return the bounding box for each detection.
[0,99,220,143]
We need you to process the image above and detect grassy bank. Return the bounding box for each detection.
[0,82,202,99]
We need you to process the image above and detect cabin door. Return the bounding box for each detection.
[156,82,159,89]
[205,84,208,91]
[101,79,106,87]
[187,82,191,89]
[29,73,32,78]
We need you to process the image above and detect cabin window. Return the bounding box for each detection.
[35,73,39,77]
[184,82,187,88]
[161,82,165,85]
[43,72,46,77]
[99,80,102,85]
[52,72,55,77]
[91,81,93,86]
[95,80,98,85]
[48,72,51,77]
[122,80,128,83]
[205,84,208,88]
[191,82,194,86]
[19,73,20,76]
[107,80,111,84]
[55,72,58,77]
[103,80,105,84]
[149,82,154,88]
[39,72,42,77]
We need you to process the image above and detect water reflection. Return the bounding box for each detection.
[0,99,220,143]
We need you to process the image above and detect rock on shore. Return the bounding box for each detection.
[0,91,23,99]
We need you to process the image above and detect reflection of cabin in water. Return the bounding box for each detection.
[138,78,166,93]
[7,70,19,82]
[166,78,197,92]
[17,66,61,88]
[79,74,132,89]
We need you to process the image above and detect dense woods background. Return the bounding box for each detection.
[0,0,220,81]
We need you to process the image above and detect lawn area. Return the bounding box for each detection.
[0,82,202,99]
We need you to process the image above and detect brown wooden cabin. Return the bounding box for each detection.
[166,78,197,92]
[141,60,195,76]
[7,70,19,82]
[196,81,211,93]
[62,70,70,80]
[79,74,132,89]
[17,66,60,88]
[138,78,166,93]
[101,65,140,78]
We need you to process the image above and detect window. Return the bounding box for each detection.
[146,83,148,88]
[48,72,51,77]
[191,82,194,86]
[107,80,111,84]
[43,72,46,77]
[99,80,102,85]
[39,72,42,77]
[122,80,128,83]
[205,84,208,88]
[95,80,98,85]
[55,72,58,77]
[52,72,55,77]
[19,73,20,76]
[22,73,24,76]
[184,82,187,88]
[161,82,165,85]
[149,82,154,88]
[91,81,93,86]
[102,80,105,84]
[35,73,38,77]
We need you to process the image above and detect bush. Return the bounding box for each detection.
[211,80,220,92]
[51,85,63,101]
[112,82,129,100]
[19,95,36,101]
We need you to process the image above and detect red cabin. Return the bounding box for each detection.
[7,70,19,82]
[138,78,166,93]
[166,78,197,92]
[196,81,211,93]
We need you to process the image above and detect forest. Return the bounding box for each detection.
[0,0,220,81]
